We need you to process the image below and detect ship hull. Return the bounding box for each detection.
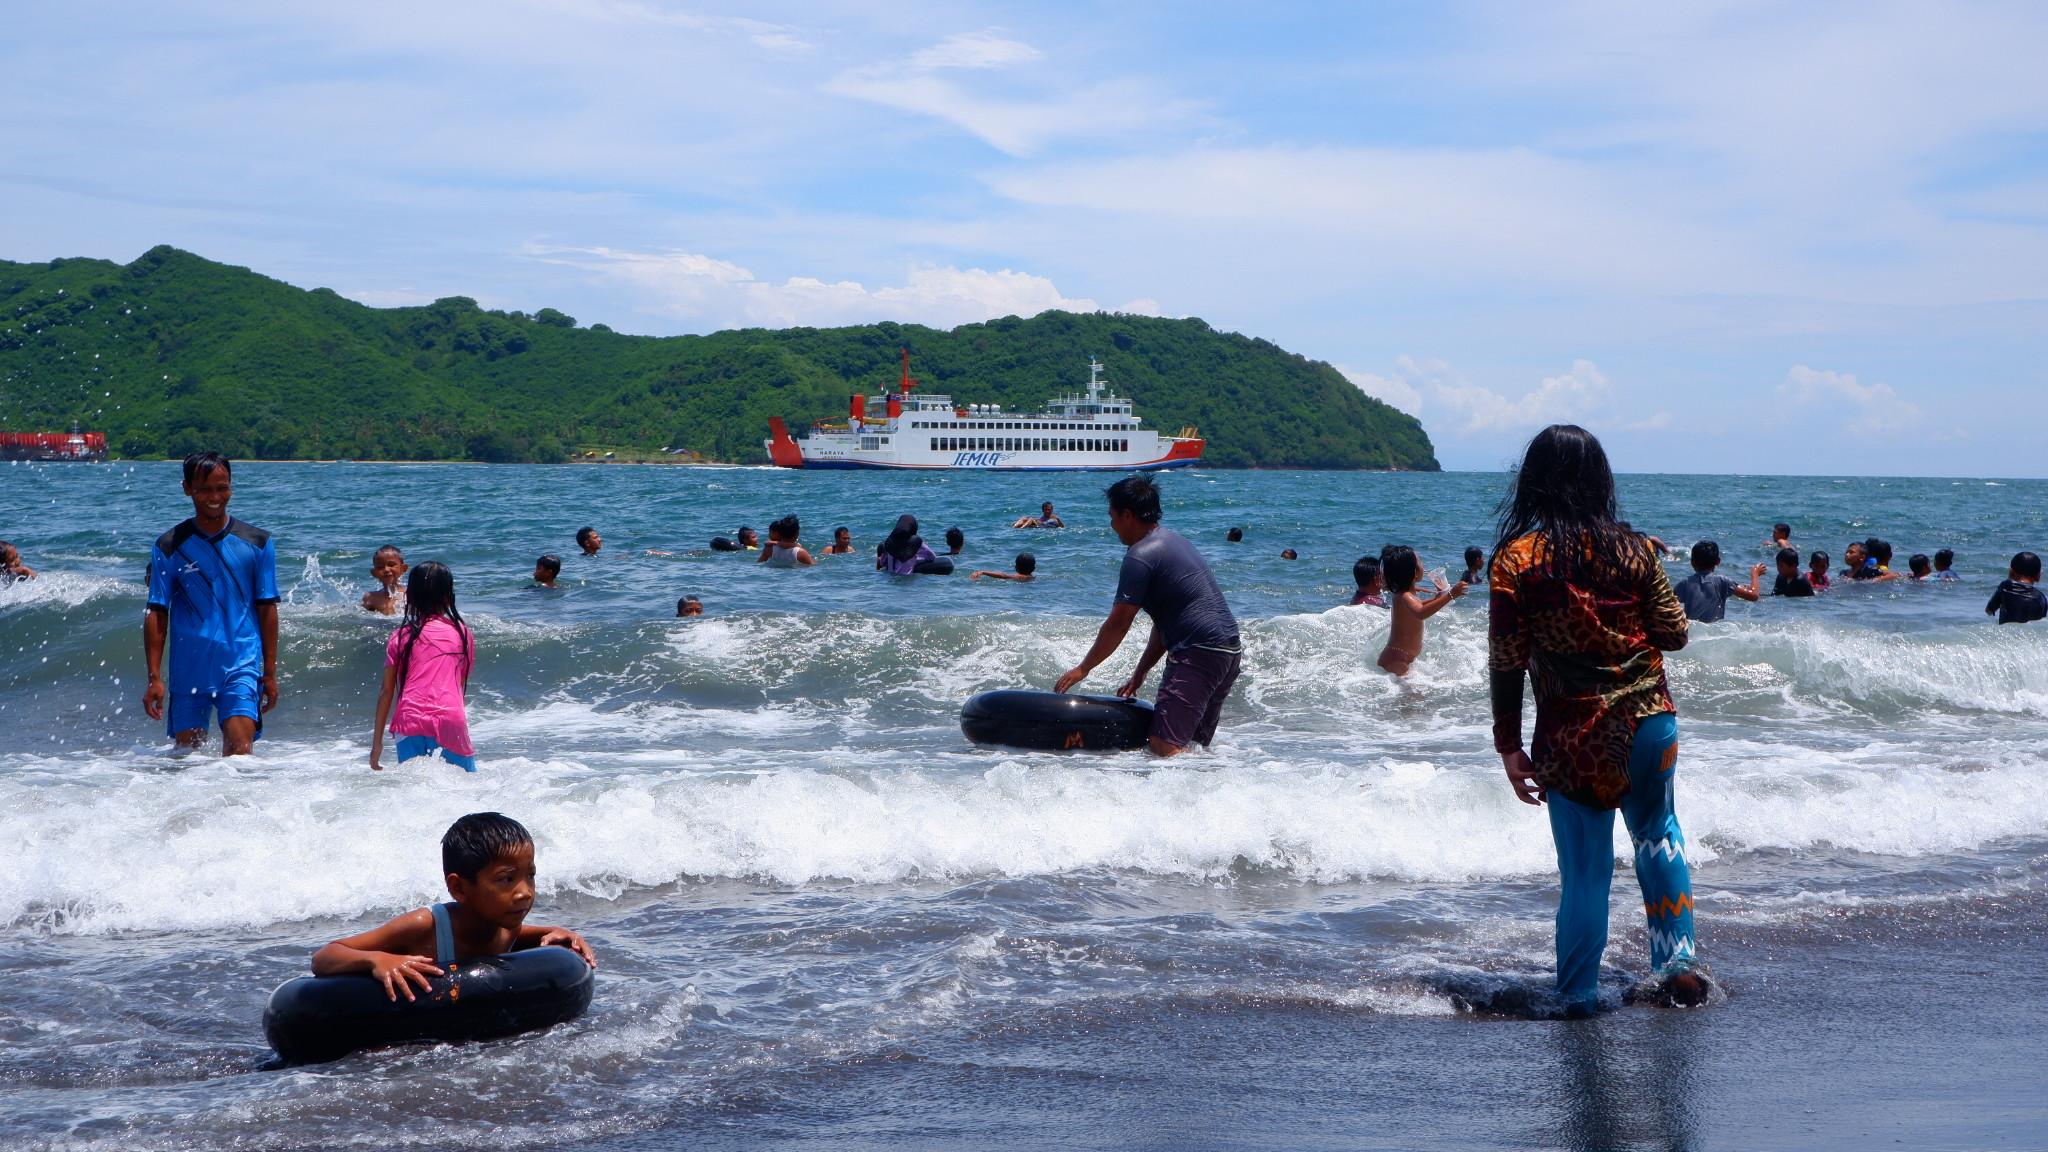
[794,454,1201,471]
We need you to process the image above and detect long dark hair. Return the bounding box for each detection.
[1493,424,1646,584]
[394,561,470,700]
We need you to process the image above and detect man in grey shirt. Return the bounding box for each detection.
[1672,540,1763,623]
[1055,475,1241,755]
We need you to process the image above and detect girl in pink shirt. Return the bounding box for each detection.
[370,561,477,772]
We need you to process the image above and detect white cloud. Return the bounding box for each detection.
[529,245,1100,330]
[826,32,1198,156]
[1776,364,1923,436]
[1337,363,1422,415]
[1430,359,1612,434]
[911,30,1041,71]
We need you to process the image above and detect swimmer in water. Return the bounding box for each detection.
[821,527,856,555]
[1013,502,1066,529]
[1226,527,1244,543]
[1460,546,1486,586]
[0,540,37,581]
[310,813,594,1001]
[532,554,561,588]
[971,553,1037,582]
[676,595,702,617]
[1349,555,1385,607]
[1907,553,1932,580]
[362,545,405,614]
[1377,545,1465,675]
[1808,550,1832,591]
[1280,548,1298,560]
[575,526,602,557]
[944,526,965,556]
[1841,540,1867,581]
[736,526,759,552]
[1765,522,1792,551]
[1934,548,1960,581]
[757,515,815,567]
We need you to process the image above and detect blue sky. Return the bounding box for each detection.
[5,2,2045,474]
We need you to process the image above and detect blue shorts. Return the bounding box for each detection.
[167,673,262,739]
[396,735,477,772]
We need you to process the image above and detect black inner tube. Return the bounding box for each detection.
[264,945,594,1065]
[960,689,1154,751]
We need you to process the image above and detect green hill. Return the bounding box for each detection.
[0,246,1437,469]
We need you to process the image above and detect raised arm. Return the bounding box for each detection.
[1416,581,1469,619]
[1731,564,1765,603]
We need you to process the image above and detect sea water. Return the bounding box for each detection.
[2,462,2044,1150]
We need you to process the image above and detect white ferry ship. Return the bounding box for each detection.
[766,352,1203,471]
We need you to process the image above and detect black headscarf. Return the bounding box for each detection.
[880,514,923,562]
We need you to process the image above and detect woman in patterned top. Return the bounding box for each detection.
[1488,424,1707,1015]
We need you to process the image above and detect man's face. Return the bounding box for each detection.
[1042,504,1054,516]
[1108,506,1148,546]
[834,530,850,546]
[582,532,603,555]
[184,467,232,521]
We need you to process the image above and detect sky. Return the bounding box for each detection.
[4,1,2046,475]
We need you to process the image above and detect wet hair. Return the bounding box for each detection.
[1379,545,1421,594]
[575,526,598,549]
[1690,540,1722,571]
[0,540,16,562]
[1774,523,1792,539]
[1810,550,1830,570]
[535,554,561,577]
[374,544,404,564]
[1352,555,1381,590]
[676,595,701,615]
[2012,551,2042,581]
[1492,425,1646,587]
[1106,475,1163,525]
[770,515,799,543]
[1776,547,1800,567]
[945,526,964,550]
[1934,548,1954,570]
[182,451,231,486]
[1041,502,1054,513]
[1463,546,1484,569]
[1015,552,1037,575]
[442,812,532,880]
[834,526,850,538]
[1226,526,1244,542]
[1280,548,1298,560]
[1908,553,1931,576]
[1868,539,1894,566]
[737,526,757,544]
[394,561,469,701]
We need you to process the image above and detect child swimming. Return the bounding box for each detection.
[310,812,595,1001]
[1377,545,1466,676]
[1808,550,1832,591]
[971,553,1037,582]
[362,545,405,614]
[1772,547,1815,596]
[532,554,561,588]
[0,540,36,581]
[370,561,477,772]
[1986,551,2045,624]
[756,515,816,567]
[1349,555,1385,607]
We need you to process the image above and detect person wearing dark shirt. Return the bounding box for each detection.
[1460,546,1487,585]
[1771,547,1814,597]
[1672,540,1763,622]
[142,452,280,756]
[1986,551,2045,624]
[1055,475,1241,756]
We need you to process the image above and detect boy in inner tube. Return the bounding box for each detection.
[311,813,597,1001]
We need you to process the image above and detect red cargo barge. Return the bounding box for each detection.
[0,431,108,462]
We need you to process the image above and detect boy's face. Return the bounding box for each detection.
[680,599,702,616]
[372,552,405,586]
[1777,556,1799,576]
[581,532,603,555]
[446,842,537,932]
[533,562,554,584]
[1845,544,1865,566]
[739,529,757,547]
[183,467,232,521]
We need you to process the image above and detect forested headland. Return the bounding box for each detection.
[0,246,1437,469]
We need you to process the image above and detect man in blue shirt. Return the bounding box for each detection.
[142,452,280,755]
[1055,475,1241,756]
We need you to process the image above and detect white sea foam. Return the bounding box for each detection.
[0,571,136,614]
[5,722,2045,934]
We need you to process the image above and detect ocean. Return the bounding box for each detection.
[2,462,2044,1151]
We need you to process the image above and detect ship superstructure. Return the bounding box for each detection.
[766,352,1202,471]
